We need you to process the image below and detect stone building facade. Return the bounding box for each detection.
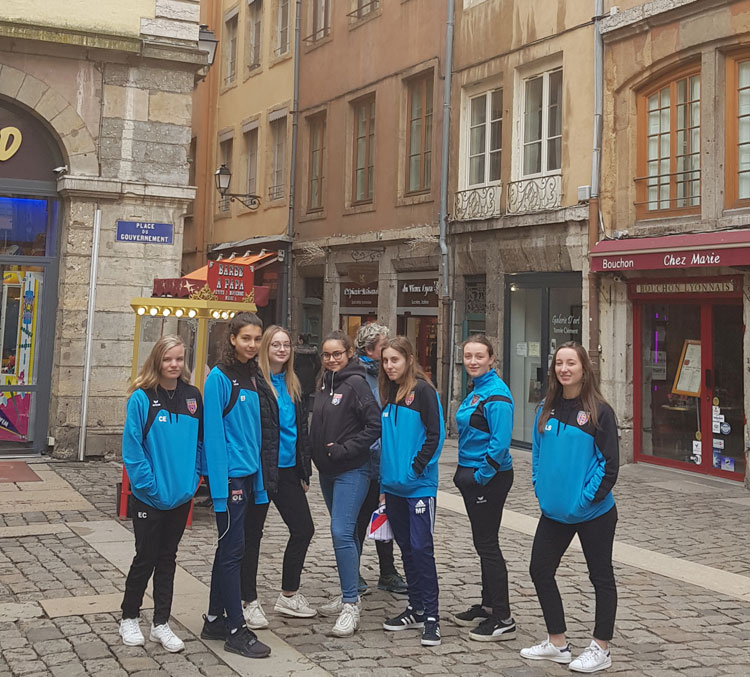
[0,0,203,456]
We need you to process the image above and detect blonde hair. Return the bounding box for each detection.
[128,335,190,395]
[257,325,302,402]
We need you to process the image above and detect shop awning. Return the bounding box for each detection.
[152,252,276,306]
[590,230,750,272]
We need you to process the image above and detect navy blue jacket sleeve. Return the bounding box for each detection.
[412,386,444,475]
[474,396,513,485]
[589,404,619,502]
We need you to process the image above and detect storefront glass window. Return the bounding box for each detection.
[0,197,56,257]
[509,287,542,444]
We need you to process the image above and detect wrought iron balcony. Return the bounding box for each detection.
[453,185,502,221]
[506,175,562,214]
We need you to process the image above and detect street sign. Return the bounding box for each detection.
[116,220,173,244]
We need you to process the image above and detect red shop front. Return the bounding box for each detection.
[591,232,748,481]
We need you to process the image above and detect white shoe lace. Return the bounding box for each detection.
[338,604,357,627]
[287,593,307,610]
[576,643,605,665]
[121,619,140,636]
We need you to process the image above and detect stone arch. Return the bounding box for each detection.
[0,64,98,175]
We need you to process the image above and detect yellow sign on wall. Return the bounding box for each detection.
[0,127,22,162]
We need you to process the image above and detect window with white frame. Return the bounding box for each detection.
[310,0,330,42]
[223,12,239,86]
[246,0,262,70]
[353,0,379,19]
[219,136,233,211]
[245,127,258,197]
[521,68,562,176]
[270,115,287,200]
[467,89,502,186]
[276,0,289,56]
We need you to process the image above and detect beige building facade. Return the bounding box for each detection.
[595,0,750,484]
[292,0,448,386]
[186,0,296,325]
[447,0,594,441]
[0,0,203,456]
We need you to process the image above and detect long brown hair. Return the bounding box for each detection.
[218,312,263,366]
[128,335,190,395]
[537,341,607,433]
[378,336,431,405]
[257,325,302,402]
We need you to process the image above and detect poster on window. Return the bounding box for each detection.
[672,339,701,398]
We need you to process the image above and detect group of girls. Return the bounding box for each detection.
[118,311,619,673]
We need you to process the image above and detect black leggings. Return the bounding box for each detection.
[529,506,618,641]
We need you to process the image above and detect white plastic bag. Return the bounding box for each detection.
[367,506,393,542]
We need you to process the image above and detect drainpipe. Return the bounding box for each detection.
[439,0,455,412]
[588,0,603,378]
[282,0,302,328]
[78,207,102,461]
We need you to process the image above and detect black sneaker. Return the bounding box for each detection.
[452,604,490,627]
[468,616,517,642]
[377,572,408,594]
[421,617,441,646]
[358,575,370,596]
[224,625,271,659]
[383,606,425,631]
[200,614,228,640]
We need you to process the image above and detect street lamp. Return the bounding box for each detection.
[196,25,218,81]
[214,164,261,210]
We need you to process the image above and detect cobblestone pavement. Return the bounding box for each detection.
[0,444,747,676]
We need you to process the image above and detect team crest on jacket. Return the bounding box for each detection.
[332,393,343,406]
[186,398,197,414]
[577,411,590,426]
[405,391,415,406]
[471,394,480,406]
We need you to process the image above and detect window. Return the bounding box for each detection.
[308,114,326,211]
[406,73,433,194]
[522,68,561,176]
[353,0,379,19]
[468,89,502,186]
[352,97,375,203]
[219,136,233,211]
[270,115,287,200]
[637,69,700,217]
[310,0,330,42]
[223,13,239,85]
[277,0,289,56]
[246,0,262,70]
[245,127,258,197]
[727,56,750,207]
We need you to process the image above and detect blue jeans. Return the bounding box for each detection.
[319,465,370,603]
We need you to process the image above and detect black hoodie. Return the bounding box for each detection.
[310,359,382,476]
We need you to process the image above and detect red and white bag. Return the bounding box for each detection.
[367,506,393,542]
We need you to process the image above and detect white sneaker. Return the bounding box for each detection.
[570,640,612,673]
[243,599,269,629]
[149,622,184,653]
[520,637,573,664]
[274,592,317,618]
[318,595,343,617]
[331,603,360,637]
[119,618,144,646]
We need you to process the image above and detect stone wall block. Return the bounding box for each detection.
[98,136,122,161]
[15,76,48,109]
[34,87,69,123]
[50,105,85,138]
[105,65,194,95]
[57,282,91,312]
[143,163,189,186]
[140,17,199,42]
[132,140,187,166]
[102,84,149,122]
[148,91,192,126]
[0,65,25,98]
[57,339,86,369]
[156,0,200,22]
[62,127,96,156]
[67,152,99,176]
[95,285,157,313]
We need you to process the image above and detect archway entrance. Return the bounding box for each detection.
[0,97,62,452]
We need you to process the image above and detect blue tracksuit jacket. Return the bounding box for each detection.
[122,380,202,511]
[455,369,513,485]
[203,362,268,512]
[380,377,445,498]
[532,397,619,524]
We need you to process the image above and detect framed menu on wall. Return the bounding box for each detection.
[672,339,702,397]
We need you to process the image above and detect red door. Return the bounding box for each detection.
[633,286,745,480]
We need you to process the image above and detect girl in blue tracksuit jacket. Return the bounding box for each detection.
[452,335,516,643]
[200,312,271,661]
[521,342,619,674]
[120,335,202,653]
[379,336,445,648]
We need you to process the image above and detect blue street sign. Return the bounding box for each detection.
[116,220,173,244]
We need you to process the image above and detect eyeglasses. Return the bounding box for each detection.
[322,350,346,361]
[271,342,291,350]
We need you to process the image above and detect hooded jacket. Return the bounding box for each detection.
[203,360,268,512]
[532,396,618,524]
[310,359,381,476]
[380,377,445,498]
[122,380,203,511]
[256,370,312,497]
[455,369,513,485]
[357,354,382,478]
